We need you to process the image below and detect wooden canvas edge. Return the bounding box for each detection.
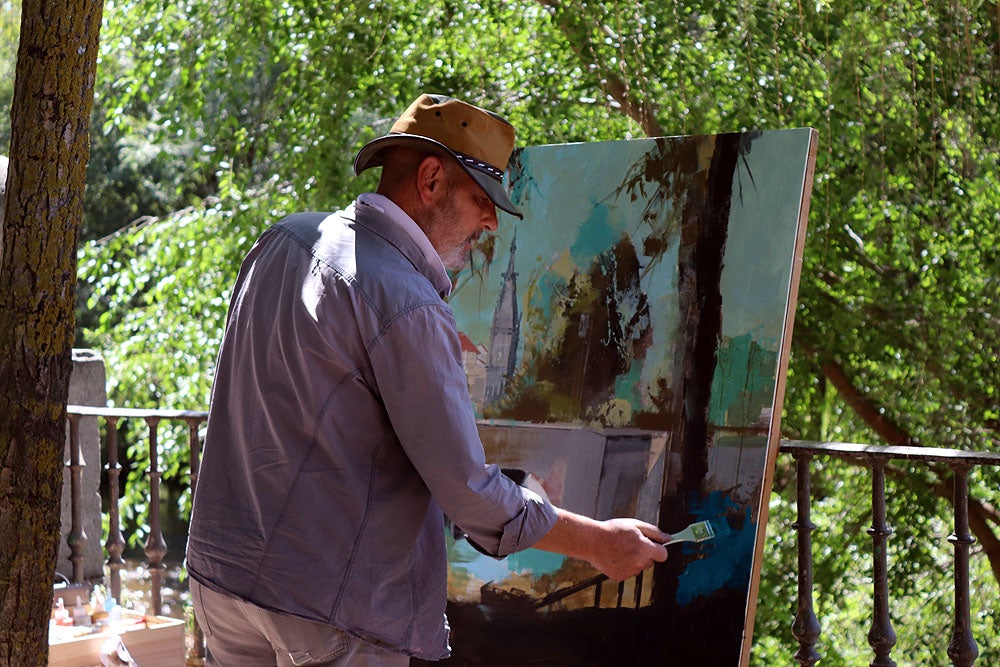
[739,128,820,667]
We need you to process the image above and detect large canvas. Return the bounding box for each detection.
[431,129,817,666]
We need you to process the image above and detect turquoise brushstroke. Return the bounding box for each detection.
[448,533,565,583]
[675,493,755,607]
[612,356,646,407]
[508,548,565,575]
[709,333,779,426]
[569,201,616,264]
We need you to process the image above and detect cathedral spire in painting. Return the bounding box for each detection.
[484,235,520,406]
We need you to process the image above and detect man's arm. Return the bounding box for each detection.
[532,507,670,582]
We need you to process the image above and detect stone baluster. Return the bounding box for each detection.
[791,452,821,666]
[104,416,126,603]
[867,458,896,666]
[143,416,168,616]
[66,413,88,583]
[947,465,979,666]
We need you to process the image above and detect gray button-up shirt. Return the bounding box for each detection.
[186,199,557,660]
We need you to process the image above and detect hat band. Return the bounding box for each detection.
[454,151,504,182]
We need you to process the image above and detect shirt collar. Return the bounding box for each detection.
[356,193,452,297]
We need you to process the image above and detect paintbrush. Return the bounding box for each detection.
[664,519,722,546]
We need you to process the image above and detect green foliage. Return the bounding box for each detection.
[788,3,999,449]
[77,0,998,662]
[94,0,636,210]
[0,0,20,154]
[81,115,213,242]
[77,173,299,526]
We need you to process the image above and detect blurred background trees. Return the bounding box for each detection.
[3,0,996,663]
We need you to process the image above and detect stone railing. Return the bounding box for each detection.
[63,403,208,664]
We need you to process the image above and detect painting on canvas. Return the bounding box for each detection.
[426,129,817,666]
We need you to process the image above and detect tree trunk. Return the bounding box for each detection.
[0,0,103,663]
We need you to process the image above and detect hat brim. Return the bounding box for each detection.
[354,134,523,219]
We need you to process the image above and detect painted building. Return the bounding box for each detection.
[484,236,519,406]
[458,331,488,409]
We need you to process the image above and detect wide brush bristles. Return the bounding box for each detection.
[689,520,715,541]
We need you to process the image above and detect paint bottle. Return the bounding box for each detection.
[53,598,70,624]
[72,595,92,627]
[109,600,123,624]
[90,589,109,627]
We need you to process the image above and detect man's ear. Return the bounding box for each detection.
[416,155,448,206]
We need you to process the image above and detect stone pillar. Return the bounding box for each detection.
[57,349,108,582]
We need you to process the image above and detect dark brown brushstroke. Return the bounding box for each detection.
[653,134,746,619]
[491,237,650,422]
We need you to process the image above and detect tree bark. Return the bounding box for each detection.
[0,0,104,663]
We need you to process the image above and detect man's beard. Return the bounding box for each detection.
[427,192,476,272]
[439,233,480,272]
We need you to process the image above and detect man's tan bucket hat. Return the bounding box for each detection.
[354,94,523,219]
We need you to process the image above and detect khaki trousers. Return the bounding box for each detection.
[191,579,410,666]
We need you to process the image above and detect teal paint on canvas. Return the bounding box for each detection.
[675,493,757,607]
[709,333,780,426]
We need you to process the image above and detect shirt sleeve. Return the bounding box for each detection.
[368,301,557,557]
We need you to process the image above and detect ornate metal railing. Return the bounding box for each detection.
[63,405,1000,665]
[782,440,1000,667]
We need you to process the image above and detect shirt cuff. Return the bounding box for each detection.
[494,489,559,558]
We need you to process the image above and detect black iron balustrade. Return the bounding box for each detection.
[62,404,1000,666]
[781,440,1000,667]
[790,450,822,667]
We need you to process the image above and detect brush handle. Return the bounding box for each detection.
[665,535,695,545]
[664,520,714,545]
[664,526,696,545]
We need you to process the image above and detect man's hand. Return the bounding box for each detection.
[588,517,671,581]
[533,509,670,582]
